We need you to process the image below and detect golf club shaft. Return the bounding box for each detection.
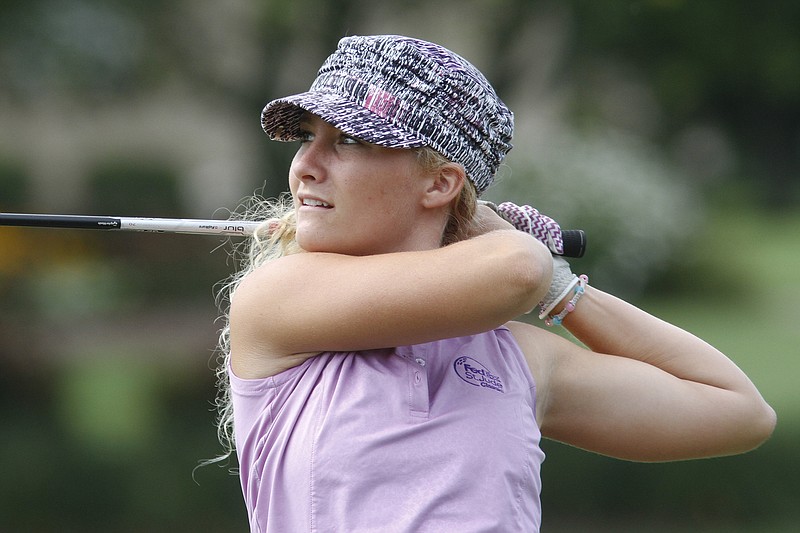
[2,212,587,257]
[0,213,261,236]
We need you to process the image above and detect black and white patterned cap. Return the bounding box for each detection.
[261,35,514,195]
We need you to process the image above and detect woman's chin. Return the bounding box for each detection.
[296,232,333,253]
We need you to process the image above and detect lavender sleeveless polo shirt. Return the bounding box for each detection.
[229,327,544,532]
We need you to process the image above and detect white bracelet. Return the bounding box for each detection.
[545,275,589,327]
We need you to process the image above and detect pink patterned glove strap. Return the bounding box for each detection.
[496,202,564,255]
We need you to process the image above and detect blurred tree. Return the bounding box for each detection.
[563,0,800,206]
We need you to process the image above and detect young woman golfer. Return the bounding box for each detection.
[215,35,775,532]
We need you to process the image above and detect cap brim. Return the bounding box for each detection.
[261,91,427,149]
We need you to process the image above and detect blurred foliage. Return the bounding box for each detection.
[0,0,798,531]
[86,160,184,217]
[563,0,800,208]
[486,128,700,297]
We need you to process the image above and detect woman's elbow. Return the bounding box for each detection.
[724,395,777,456]
[508,235,553,313]
[746,400,777,451]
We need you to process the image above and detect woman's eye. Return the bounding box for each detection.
[298,130,314,143]
[340,135,361,145]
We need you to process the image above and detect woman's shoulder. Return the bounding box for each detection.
[504,320,549,347]
[503,321,561,405]
[229,256,325,379]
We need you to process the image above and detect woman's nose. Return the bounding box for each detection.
[291,142,328,183]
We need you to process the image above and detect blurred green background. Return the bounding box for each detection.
[1,0,798,531]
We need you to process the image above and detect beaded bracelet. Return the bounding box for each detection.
[545,274,589,327]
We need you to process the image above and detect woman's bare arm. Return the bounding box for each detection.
[230,214,553,378]
[510,287,776,462]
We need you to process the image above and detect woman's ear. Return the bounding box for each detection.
[421,163,466,209]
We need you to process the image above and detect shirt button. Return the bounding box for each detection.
[415,357,426,367]
[414,371,421,384]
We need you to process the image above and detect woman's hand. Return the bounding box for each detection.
[465,202,516,239]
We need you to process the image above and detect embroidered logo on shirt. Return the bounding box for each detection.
[453,356,504,393]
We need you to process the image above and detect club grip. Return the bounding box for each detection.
[560,229,586,258]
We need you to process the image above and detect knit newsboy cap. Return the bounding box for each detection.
[261,35,514,195]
